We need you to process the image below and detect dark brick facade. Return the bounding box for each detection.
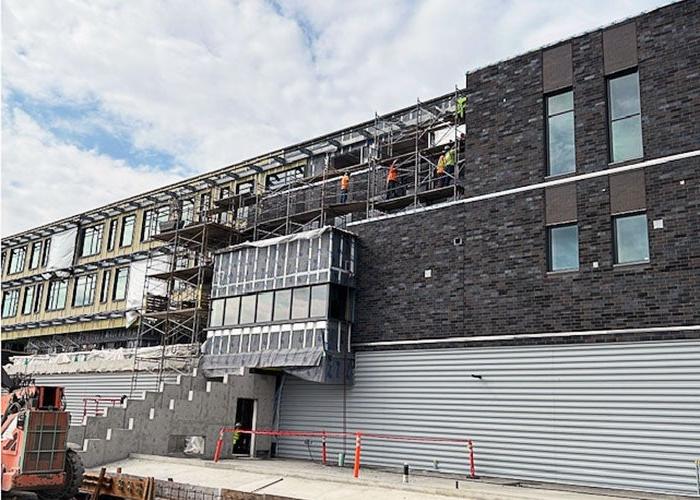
[351,1,700,349]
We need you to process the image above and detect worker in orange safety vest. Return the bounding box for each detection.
[339,172,350,203]
[386,161,399,199]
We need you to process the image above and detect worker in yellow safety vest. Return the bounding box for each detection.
[232,422,242,453]
[339,172,350,203]
[444,144,456,186]
[435,152,447,188]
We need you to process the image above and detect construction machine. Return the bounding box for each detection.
[2,367,84,498]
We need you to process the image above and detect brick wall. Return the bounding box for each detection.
[351,1,700,349]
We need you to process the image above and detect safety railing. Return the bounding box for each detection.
[82,396,123,417]
[213,427,476,480]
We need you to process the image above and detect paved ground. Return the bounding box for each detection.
[95,454,667,500]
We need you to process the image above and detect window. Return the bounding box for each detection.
[141,206,169,241]
[1,251,5,274]
[546,91,576,176]
[548,224,579,271]
[239,294,256,324]
[266,166,304,191]
[81,224,104,257]
[100,270,111,303]
[614,213,649,264]
[73,274,97,307]
[608,71,643,163]
[46,280,68,311]
[33,284,44,313]
[224,296,240,325]
[22,286,35,315]
[181,199,195,224]
[256,291,273,323]
[113,267,129,301]
[199,193,211,222]
[120,215,136,247]
[2,289,20,318]
[29,241,42,270]
[41,239,51,267]
[107,220,118,251]
[291,287,310,319]
[273,289,291,321]
[8,246,27,274]
[210,299,225,327]
[310,285,328,317]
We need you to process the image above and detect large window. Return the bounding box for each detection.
[548,224,579,271]
[310,285,328,317]
[210,299,225,327]
[239,294,256,324]
[141,206,169,241]
[73,273,97,307]
[273,289,291,321]
[113,267,129,301]
[224,296,241,325]
[41,239,51,267]
[8,246,27,274]
[107,220,118,251]
[266,166,304,191]
[22,286,35,315]
[100,270,111,303]
[120,215,136,247]
[46,280,68,311]
[29,241,42,270]
[546,90,576,176]
[291,287,311,319]
[608,71,643,163]
[33,284,44,313]
[81,224,104,257]
[614,213,649,264]
[2,289,20,318]
[256,291,274,323]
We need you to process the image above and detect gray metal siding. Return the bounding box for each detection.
[33,372,176,422]
[277,340,700,495]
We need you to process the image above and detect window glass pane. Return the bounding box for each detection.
[22,286,35,315]
[291,287,310,319]
[547,111,576,175]
[113,268,129,301]
[609,73,640,120]
[549,225,579,271]
[239,294,256,324]
[41,240,51,267]
[611,115,643,163]
[256,291,273,323]
[310,285,328,317]
[210,299,225,327]
[615,214,649,263]
[30,242,42,269]
[121,215,135,246]
[547,91,573,116]
[273,289,291,321]
[224,297,240,325]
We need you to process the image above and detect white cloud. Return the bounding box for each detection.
[1,0,671,235]
[1,108,185,235]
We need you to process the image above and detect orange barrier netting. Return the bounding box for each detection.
[214,427,476,479]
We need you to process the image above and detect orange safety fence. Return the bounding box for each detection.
[82,397,123,417]
[214,427,476,479]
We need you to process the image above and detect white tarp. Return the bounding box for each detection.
[125,255,171,327]
[46,227,78,271]
[4,344,197,375]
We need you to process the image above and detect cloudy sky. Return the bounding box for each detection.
[1,0,671,236]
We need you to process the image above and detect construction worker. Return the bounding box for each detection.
[444,144,456,186]
[435,152,447,188]
[386,161,399,199]
[456,95,468,121]
[232,422,242,453]
[339,172,350,203]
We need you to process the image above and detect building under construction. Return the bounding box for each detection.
[2,1,700,496]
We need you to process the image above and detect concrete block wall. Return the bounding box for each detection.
[72,369,276,468]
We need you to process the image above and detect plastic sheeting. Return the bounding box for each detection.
[199,345,353,384]
[4,344,198,375]
[46,227,78,271]
[126,255,171,327]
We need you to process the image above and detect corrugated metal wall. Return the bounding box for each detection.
[33,372,176,422]
[277,340,700,495]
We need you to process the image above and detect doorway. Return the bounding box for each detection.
[233,398,255,456]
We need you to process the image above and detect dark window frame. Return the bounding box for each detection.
[141,206,170,241]
[112,267,129,301]
[8,246,27,275]
[2,289,20,318]
[100,269,112,303]
[21,285,35,315]
[81,224,104,257]
[612,211,650,265]
[607,69,643,164]
[545,89,576,177]
[73,273,97,307]
[46,280,68,311]
[107,219,119,251]
[41,239,51,267]
[120,214,136,247]
[33,284,44,313]
[547,223,580,272]
[29,241,43,270]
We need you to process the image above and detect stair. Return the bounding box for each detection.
[71,369,276,468]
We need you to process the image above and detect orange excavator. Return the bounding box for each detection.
[2,367,84,498]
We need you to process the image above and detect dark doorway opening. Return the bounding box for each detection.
[234,398,255,456]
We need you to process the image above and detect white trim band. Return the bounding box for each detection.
[348,149,700,227]
[353,325,700,347]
